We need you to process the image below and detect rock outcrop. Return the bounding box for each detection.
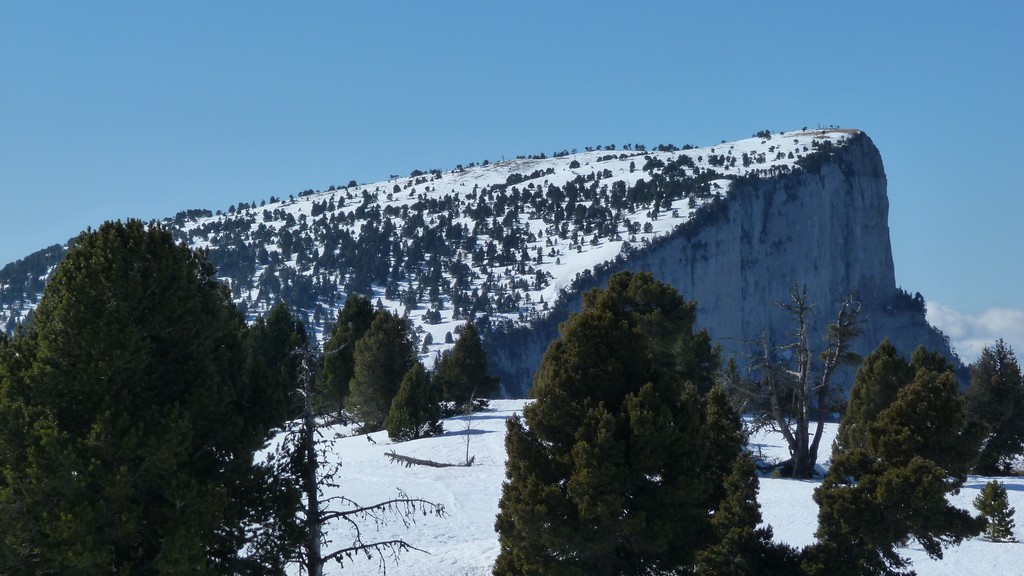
[486,132,954,397]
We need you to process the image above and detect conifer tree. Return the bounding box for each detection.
[834,339,912,454]
[493,271,735,575]
[318,294,375,418]
[385,362,442,442]
[243,301,308,429]
[812,361,986,576]
[435,321,500,408]
[346,310,416,431]
[965,339,1024,474]
[974,480,1017,542]
[695,455,799,576]
[0,220,296,574]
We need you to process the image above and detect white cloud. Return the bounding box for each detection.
[927,303,1024,365]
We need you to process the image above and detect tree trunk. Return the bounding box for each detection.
[301,357,323,576]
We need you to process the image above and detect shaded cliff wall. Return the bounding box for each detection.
[487,133,955,398]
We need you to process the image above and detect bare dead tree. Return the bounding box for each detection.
[746,285,862,478]
[277,348,447,576]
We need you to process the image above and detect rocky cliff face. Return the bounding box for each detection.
[486,133,954,397]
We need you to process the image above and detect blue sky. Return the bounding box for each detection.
[2,2,1022,360]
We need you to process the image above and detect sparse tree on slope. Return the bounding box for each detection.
[346,310,416,431]
[493,271,738,575]
[966,339,1024,474]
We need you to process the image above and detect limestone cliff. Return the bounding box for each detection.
[486,132,955,397]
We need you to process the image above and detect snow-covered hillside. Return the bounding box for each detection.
[310,401,1024,576]
[167,129,857,363]
[11,129,815,342]
[2,126,958,396]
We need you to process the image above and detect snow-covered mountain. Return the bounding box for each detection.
[0,128,957,394]
[303,401,1024,576]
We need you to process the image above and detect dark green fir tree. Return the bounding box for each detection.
[834,339,912,454]
[811,354,986,576]
[243,301,308,429]
[493,271,737,576]
[966,339,1024,474]
[695,454,799,576]
[0,220,298,574]
[346,310,416,431]
[318,294,375,418]
[385,362,442,442]
[435,321,500,408]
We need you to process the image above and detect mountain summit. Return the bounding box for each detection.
[0,129,954,395]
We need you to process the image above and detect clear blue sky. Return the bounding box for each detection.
[2,2,1022,358]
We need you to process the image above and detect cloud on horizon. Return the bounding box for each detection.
[927,303,1024,365]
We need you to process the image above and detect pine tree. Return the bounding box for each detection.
[385,362,442,442]
[0,220,297,573]
[243,301,307,430]
[346,310,416,431]
[695,455,799,576]
[812,363,986,575]
[834,339,912,454]
[966,339,1024,474]
[318,294,374,418]
[493,271,737,575]
[974,480,1017,542]
[435,321,500,407]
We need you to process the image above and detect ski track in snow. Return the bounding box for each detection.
[299,400,1024,576]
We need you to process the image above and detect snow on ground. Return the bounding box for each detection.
[302,401,1024,575]
[173,129,858,365]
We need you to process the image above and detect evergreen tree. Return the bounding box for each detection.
[493,271,737,575]
[695,455,799,576]
[812,363,985,576]
[702,384,747,506]
[834,339,912,454]
[909,345,955,375]
[973,480,1017,542]
[243,301,308,429]
[0,220,296,574]
[346,310,416,431]
[318,294,374,418]
[966,339,1024,474]
[385,362,442,442]
[435,321,500,407]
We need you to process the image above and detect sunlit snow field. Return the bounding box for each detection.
[296,400,1024,576]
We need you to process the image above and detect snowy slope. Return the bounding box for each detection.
[1,129,870,369]
[303,401,1024,576]
[174,129,856,363]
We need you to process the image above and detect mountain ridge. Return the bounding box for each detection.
[0,128,956,395]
